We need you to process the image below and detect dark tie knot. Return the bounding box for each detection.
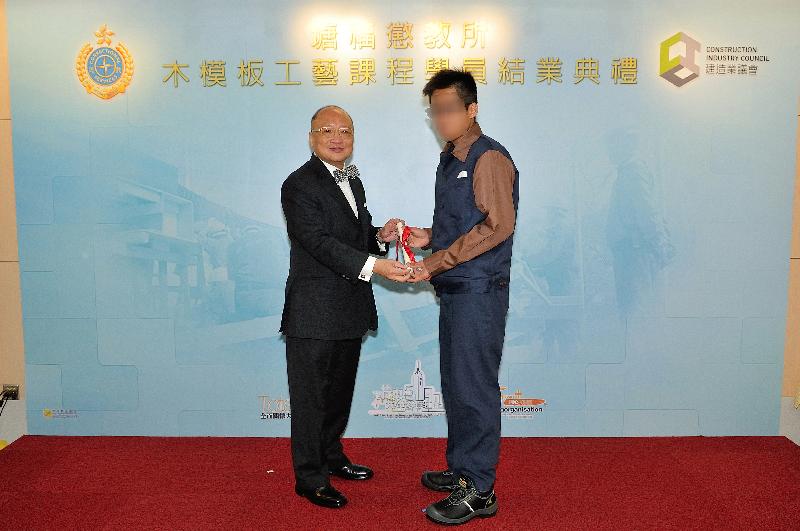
[333,164,359,183]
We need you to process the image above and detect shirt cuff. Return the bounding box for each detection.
[358,255,378,282]
[375,232,388,252]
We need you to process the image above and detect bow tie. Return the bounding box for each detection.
[333,164,359,183]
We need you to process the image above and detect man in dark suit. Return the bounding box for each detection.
[280,105,411,509]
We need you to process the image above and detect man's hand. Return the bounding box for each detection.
[406,226,432,249]
[409,259,431,283]
[378,218,405,242]
[373,258,413,282]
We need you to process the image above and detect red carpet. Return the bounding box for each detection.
[1,436,799,529]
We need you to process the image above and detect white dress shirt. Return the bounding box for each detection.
[317,156,386,282]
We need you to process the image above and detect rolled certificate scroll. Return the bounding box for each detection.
[395,221,417,265]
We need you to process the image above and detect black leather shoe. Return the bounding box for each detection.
[329,463,374,480]
[425,476,498,525]
[294,484,348,509]
[421,469,458,491]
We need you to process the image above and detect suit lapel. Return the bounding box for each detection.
[350,177,367,220]
[310,155,360,225]
[349,177,372,246]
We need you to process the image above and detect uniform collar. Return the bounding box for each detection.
[444,121,482,162]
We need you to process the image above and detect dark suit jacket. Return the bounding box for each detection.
[280,155,389,340]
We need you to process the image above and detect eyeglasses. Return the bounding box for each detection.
[425,103,468,119]
[310,126,354,138]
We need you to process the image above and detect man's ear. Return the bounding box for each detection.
[467,102,478,120]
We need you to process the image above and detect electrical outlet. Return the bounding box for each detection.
[2,385,19,400]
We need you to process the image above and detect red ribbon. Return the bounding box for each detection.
[396,225,417,264]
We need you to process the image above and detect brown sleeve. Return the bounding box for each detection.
[423,150,516,276]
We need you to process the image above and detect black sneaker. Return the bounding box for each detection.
[421,469,458,492]
[425,476,498,525]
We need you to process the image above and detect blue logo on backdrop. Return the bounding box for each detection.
[87,47,123,85]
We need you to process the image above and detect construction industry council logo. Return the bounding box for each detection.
[659,31,769,87]
[659,31,701,87]
[76,25,134,99]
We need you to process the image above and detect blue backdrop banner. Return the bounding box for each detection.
[8,0,799,436]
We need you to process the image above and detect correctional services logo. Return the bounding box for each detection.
[659,31,701,87]
[76,24,134,99]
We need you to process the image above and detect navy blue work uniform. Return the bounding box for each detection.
[427,123,519,492]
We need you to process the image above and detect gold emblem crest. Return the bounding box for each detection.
[76,25,134,99]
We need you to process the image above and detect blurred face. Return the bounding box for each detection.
[428,87,478,142]
[309,107,354,169]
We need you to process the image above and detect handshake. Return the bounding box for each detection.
[373,217,432,283]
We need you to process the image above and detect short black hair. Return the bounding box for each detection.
[422,69,478,107]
